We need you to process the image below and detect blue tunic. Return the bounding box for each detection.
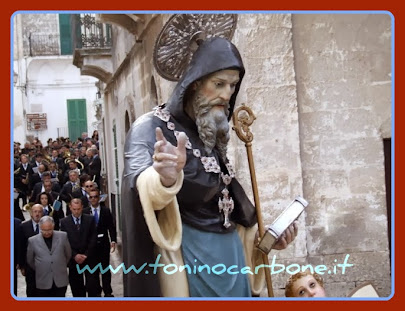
[181,223,251,297]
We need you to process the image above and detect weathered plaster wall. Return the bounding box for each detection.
[19,14,59,57]
[26,58,98,142]
[292,14,392,297]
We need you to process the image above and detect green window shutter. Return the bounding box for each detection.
[105,24,112,46]
[59,14,73,55]
[67,99,87,141]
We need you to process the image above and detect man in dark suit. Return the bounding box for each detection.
[29,171,61,203]
[14,218,23,296]
[42,179,62,206]
[21,142,32,155]
[79,146,88,168]
[20,204,44,297]
[14,167,25,221]
[72,174,92,209]
[14,154,34,214]
[26,216,71,297]
[59,170,80,216]
[60,198,98,297]
[49,161,63,187]
[84,188,117,297]
[63,160,83,184]
[30,153,44,170]
[29,163,47,190]
[51,149,64,171]
[86,148,102,190]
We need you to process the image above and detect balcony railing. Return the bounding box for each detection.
[72,14,112,49]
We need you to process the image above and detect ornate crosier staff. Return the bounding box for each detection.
[232,104,274,297]
[153,13,275,296]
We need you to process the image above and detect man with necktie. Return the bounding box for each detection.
[20,204,44,297]
[60,198,98,297]
[51,149,64,171]
[60,170,80,216]
[72,174,93,209]
[29,163,47,191]
[31,153,44,170]
[29,171,61,203]
[14,154,34,217]
[63,160,82,184]
[84,189,117,297]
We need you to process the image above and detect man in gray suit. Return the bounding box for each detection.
[27,216,71,297]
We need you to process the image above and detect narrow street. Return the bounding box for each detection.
[15,206,124,298]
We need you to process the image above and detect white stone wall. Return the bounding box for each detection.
[12,13,99,144]
[292,14,392,297]
[25,57,98,142]
[13,13,59,58]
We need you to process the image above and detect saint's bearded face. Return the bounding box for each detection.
[188,69,240,160]
[192,94,230,160]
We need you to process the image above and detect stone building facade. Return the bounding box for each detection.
[14,12,392,297]
[12,13,98,144]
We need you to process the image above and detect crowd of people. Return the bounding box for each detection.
[13,130,118,298]
[13,131,101,221]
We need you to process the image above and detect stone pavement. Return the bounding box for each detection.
[15,208,124,298]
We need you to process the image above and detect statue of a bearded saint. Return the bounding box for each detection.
[121,37,298,297]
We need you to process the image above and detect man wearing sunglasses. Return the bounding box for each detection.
[83,189,117,297]
[72,174,94,209]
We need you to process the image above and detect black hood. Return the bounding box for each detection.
[167,37,245,123]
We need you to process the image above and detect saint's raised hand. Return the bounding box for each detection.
[153,127,187,187]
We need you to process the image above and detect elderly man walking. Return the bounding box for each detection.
[26,216,71,297]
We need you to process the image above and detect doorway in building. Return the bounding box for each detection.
[383,138,391,266]
[67,99,87,141]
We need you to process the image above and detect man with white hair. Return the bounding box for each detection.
[26,216,71,297]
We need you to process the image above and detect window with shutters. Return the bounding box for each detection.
[59,14,74,55]
[67,99,87,141]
